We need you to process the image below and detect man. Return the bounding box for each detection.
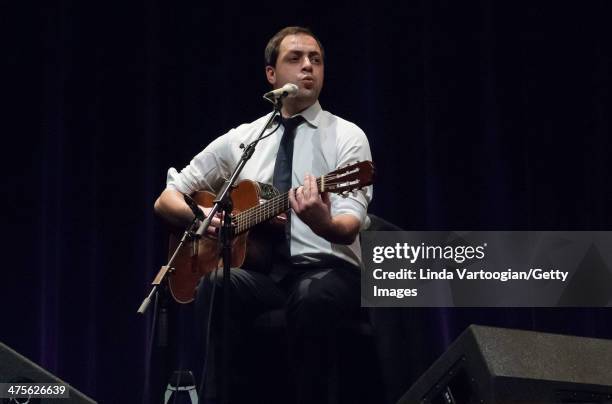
[155,26,372,404]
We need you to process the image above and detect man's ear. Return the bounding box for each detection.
[265,65,276,86]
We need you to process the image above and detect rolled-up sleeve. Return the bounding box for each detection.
[329,123,374,228]
[165,131,234,194]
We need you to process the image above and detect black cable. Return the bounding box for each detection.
[197,266,220,399]
[240,118,282,150]
[142,291,159,404]
[171,296,181,404]
[196,109,281,402]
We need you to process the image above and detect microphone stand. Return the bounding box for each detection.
[138,215,200,404]
[139,94,284,404]
[196,99,282,404]
[137,216,201,315]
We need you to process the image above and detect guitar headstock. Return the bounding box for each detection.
[318,161,375,195]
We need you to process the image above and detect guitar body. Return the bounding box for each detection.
[164,160,375,304]
[167,180,264,304]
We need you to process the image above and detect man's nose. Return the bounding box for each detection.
[301,56,313,71]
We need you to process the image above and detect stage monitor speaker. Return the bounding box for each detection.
[398,325,612,404]
[0,341,97,404]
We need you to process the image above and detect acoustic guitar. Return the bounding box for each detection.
[167,160,375,303]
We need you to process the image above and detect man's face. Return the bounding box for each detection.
[266,34,324,107]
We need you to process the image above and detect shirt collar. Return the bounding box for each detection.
[289,101,322,128]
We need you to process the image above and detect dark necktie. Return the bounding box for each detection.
[272,115,304,259]
[273,115,304,193]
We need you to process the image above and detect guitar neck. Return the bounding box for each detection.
[234,191,291,234]
[233,161,373,234]
[234,177,329,234]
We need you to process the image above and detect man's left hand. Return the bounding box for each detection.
[288,174,332,238]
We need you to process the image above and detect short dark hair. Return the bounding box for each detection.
[264,26,325,67]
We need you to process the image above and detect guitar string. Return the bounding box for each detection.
[235,171,360,233]
[233,171,362,234]
[237,184,302,233]
[235,167,368,233]
[236,173,344,232]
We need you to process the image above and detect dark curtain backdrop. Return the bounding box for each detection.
[3,1,611,403]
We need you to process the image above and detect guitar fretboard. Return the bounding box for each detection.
[232,162,371,234]
[234,191,291,234]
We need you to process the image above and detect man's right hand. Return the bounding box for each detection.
[197,206,223,237]
[155,188,223,236]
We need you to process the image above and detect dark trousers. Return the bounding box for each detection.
[195,261,361,404]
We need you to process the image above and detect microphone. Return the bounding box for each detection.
[183,193,205,221]
[263,83,299,101]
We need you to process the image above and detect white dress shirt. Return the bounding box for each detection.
[166,101,373,268]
